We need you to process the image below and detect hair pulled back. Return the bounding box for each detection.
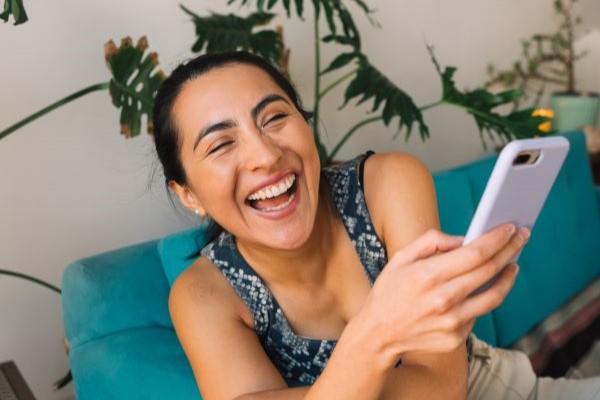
[152,50,312,187]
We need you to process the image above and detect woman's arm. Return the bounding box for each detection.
[363,152,468,399]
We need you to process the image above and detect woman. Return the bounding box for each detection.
[152,51,600,399]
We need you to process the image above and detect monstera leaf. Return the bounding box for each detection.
[181,6,281,64]
[227,0,372,47]
[228,0,304,18]
[1,0,28,25]
[104,36,165,138]
[341,55,429,141]
[429,47,550,146]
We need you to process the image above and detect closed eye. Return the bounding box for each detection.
[207,140,234,155]
[262,112,288,128]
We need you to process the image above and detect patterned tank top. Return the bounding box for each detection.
[200,152,470,386]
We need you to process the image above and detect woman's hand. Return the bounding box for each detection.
[356,223,529,364]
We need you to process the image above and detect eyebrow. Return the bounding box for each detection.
[193,120,236,151]
[192,93,290,151]
[251,94,289,120]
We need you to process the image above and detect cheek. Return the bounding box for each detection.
[189,165,236,208]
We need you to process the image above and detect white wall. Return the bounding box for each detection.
[0,1,598,399]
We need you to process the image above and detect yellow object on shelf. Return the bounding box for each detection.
[532,108,554,133]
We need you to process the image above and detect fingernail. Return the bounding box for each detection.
[506,224,516,235]
[518,227,531,241]
[512,264,520,274]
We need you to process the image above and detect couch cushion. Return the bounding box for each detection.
[157,225,208,286]
[433,170,475,235]
[62,240,174,347]
[70,327,201,399]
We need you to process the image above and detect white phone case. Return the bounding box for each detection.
[464,136,570,261]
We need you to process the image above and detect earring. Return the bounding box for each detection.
[194,209,200,216]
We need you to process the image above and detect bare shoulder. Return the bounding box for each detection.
[362,152,440,253]
[169,256,254,334]
[169,257,290,397]
[363,152,432,190]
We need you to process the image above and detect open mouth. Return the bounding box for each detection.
[246,174,298,212]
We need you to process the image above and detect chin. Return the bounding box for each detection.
[258,221,315,251]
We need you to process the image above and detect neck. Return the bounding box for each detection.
[236,185,339,287]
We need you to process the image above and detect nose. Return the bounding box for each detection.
[241,127,283,172]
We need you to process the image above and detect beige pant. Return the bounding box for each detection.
[468,335,600,400]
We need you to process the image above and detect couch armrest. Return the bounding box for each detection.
[69,327,201,399]
[62,240,173,348]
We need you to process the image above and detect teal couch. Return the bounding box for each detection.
[62,132,600,399]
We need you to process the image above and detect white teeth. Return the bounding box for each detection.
[278,182,287,194]
[262,193,295,212]
[248,174,295,201]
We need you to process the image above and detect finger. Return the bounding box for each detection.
[456,263,519,322]
[429,223,517,282]
[390,229,464,267]
[438,227,529,302]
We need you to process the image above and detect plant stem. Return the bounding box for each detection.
[0,269,61,294]
[419,100,444,112]
[312,10,321,142]
[328,116,382,162]
[563,1,576,92]
[327,99,443,163]
[0,82,110,141]
[318,69,357,100]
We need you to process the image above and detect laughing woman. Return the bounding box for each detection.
[152,51,600,400]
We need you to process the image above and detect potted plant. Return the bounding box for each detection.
[1,0,550,160]
[485,0,599,132]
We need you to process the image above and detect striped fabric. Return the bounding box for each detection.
[510,277,600,378]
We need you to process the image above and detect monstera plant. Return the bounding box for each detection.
[1,0,550,160]
[178,0,550,158]
[0,0,27,25]
[0,36,164,141]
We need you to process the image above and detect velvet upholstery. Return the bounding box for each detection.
[62,131,600,399]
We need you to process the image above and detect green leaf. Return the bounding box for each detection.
[320,1,362,50]
[341,56,429,141]
[229,0,296,18]
[225,0,370,51]
[294,0,304,18]
[428,46,550,145]
[321,51,358,74]
[322,34,355,46]
[105,37,165,138]
[1,0,28,25]
[181,6,281,64]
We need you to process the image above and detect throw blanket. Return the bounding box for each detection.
[510,277,600,378]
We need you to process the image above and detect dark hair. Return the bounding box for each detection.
[152,51,313,241]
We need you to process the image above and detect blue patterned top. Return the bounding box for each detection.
[200,153,383,385]
[200,153,471,386]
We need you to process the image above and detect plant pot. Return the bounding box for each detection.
[550,92,600,132]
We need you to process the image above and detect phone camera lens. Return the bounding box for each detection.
[514,154,531,165]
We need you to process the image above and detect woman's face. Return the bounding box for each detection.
[170,63,321,251]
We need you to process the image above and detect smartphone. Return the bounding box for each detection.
[463,136,570,293]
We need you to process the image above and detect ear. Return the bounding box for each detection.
[168,180,207,217]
